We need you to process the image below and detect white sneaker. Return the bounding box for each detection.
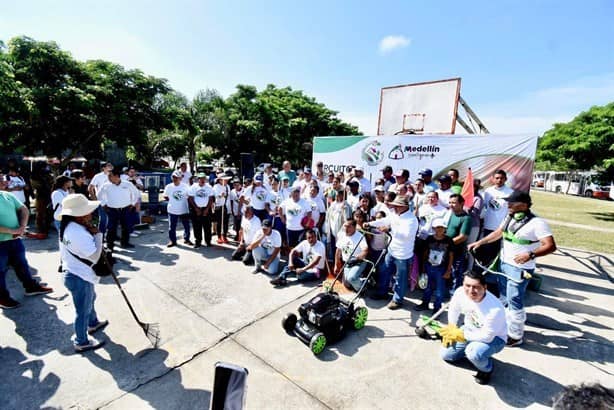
[130,232,139,237]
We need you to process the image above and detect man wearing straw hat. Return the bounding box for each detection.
[365,195,419,309]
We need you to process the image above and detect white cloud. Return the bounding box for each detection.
[378,35,411,54]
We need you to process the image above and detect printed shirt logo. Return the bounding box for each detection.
[489,198,501,210]
[172,190,185,201]
[362,140,384,166]
[341,239,354,258]
[468,310,483,329]
[196,189,209,198]
[287,203,303,216]
[256,190,267,201]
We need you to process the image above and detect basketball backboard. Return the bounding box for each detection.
[377,78,461,135]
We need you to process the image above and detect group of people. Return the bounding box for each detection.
[1,158,557,384]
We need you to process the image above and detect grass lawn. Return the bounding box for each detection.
[530,190,614,254]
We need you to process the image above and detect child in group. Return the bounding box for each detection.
[414,218,453,313]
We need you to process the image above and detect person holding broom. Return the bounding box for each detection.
[60,194,109,352]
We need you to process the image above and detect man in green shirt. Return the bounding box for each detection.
[0,172,53,309]
[446,194,472,292]
[278,161,297,186]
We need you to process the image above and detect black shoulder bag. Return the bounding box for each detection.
[67,247,114,277]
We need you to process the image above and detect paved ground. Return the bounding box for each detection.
[1,219,613,410]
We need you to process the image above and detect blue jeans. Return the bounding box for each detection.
[440,336,506,372]
[0,239,37,299]
[499,262,533,339]
[343,261,368,292]
[277,255,321,282]
[451,252,468,291]
[252,246,280,275]
[63,272,100,346]
[95,206,108,235]
[422,264,446,311]
[376,253,413,303]
[168,213,190,243]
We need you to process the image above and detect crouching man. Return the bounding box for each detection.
[440,270,507,385]
[270,228,326,287]
[247,219,282,275]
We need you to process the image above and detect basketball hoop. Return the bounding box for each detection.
[395,113,426,135]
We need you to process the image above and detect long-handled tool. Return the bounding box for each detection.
[109,269,160,348]
[470,249,532,284]
[415,302,449,339]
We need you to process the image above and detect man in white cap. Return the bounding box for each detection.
[243,173,269,222]
[279,186,312,248]
[0,171,53,309]
[163,170,192,247]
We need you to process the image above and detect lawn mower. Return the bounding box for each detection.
[281,230,390,355]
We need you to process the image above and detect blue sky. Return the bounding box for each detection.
[2,0,613,135]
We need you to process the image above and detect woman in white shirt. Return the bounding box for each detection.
[51,175,73,232]
[60,194,108,352]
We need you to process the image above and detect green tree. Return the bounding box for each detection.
[537,102,614,180]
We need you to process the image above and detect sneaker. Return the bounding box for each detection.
[130,232,139,237]
[252,266,262,274]
[184,239,194,246]
[166,242,177,247]
[474,368,493,385]
[413,302,429,311]
[387,300,403,310]
[222,236,230,244]
[88,320,109,335]
[74,338,105,353]
[270,277,287,286]
[193,243,201,249]
[506,337,523,347]
[24,285,53,296]
[0,296,20,309]
[216,237,224,244]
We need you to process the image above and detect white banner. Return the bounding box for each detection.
[312,135,538,191]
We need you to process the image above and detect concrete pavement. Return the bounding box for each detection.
[1,220,613,409]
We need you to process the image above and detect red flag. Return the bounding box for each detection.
[461,168,474,208]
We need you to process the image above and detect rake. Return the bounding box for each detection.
[109,269,160,348]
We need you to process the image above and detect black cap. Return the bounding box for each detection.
[262,219,272,228]
[438,175,452,183]
[381,165,393,173]
[503,190,532,205]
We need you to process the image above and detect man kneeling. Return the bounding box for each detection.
[270,229,325,287]
[440,270,507,385]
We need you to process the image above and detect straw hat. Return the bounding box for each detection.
[389,195,410,208]
[61,194,99,217]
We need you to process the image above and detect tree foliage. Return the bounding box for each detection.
[0,36,360,168]
[537,102,614,179]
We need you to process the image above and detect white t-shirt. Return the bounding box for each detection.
[189,183,214,208]
[346,192,360,211]
[244,185,269,210]
[500,216,553,270]
[60,223,101,284]
[241,215,262,245]
[307,196,326,226]
[181,170,192,185]
[294,239,326,270]
[436,188,453,208]
[369,210,418,260]
[267,190,284,216]
[213,183,231,210]
[51,189,69,221]
[98,181,140,208]
[280,197,311,231]
[253,228,282,255]
[230,188,243,215]
[163,182,190,215]
[7,176,26,203]
[417,203,448,239]
[89,172,109,196]
[336,230,368,262]
[483,185,514,231]
[370,201,388,219]
[448,287,508,344]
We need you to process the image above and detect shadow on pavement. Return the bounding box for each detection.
[0,346,61,410]
[85,337,211,409]
[491,360,563,407]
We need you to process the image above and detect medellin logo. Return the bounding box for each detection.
[361,140,384,166]
[388,144,404,160]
